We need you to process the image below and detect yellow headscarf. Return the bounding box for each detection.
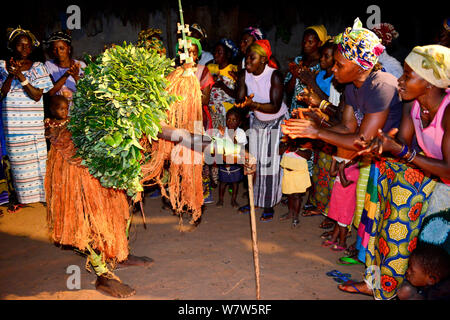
[6,26,40,51]
[305,25,330,46]
[405,45,450,89]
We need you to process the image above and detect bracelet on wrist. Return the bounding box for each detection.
[406,149,417,163]
[319,100,330,110]
[396,144,409,158]
[20,79,29,86]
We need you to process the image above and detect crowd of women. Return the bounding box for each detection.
[0,16,449,300]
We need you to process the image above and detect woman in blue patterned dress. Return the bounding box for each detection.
[0,27,53,210]
[284,25,329,112]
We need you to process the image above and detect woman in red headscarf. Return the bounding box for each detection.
[235,40,288,221]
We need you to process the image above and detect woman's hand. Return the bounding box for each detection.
[354,128,401,157]
[297,87,321,107]
[65,61,81,80]
[6,58,22,78]
[296,68,316,86]
[228,70,238,82]
[281,118,320,139]
[235,94,255,109]
[302,108,324,125]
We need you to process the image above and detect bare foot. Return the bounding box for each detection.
[216,200,224,208]
[116,255,154,269]
[95,275,136,298]
[231,199,239,208]
[338,281,372,296]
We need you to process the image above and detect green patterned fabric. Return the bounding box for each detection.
[310,151,335,215]
[363,159,436,300]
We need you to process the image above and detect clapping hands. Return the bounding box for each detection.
[235,94,254,109]
[6,58,22,77]
[296,87,321,107]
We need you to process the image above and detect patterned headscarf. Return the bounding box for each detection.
[7,26,40,51]
[190,23,207,40]
[137,28,166,56]
[335,18,385,70]
[44,31,72,45]
[218,38,239,59]
[370,23,399,47]
[249,39,277,69]
[404,45,450,89]
[243,27,266,41]
[305,25,330,45]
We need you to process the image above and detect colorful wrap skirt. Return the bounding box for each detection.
[358,159,436,300]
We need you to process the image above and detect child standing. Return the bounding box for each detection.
[322,149,359,251]
[216,108,247,208]
[45,95,70,140]
[279,138,313,227]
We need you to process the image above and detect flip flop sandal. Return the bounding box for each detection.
[238,204,250,214]
[338,281,370,295]
[326,270,352,283]
[7,203,26,214]
[319,221,335,229]
[344,245,358,257]
[279,212,292,222]
[330,244,347,252]
[337,257,364,266]
[260,212,273,222]
[302,209,322,217]
[321,240,337,247]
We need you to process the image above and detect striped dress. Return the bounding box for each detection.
[0,61,53,204]
[245,65,288,208]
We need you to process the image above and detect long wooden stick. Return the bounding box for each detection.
[247,173,261,300]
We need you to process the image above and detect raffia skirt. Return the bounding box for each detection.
[45,128,130,262]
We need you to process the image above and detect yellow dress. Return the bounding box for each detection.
[280,152,311,194]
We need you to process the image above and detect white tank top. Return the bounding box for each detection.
[245,65,288,121]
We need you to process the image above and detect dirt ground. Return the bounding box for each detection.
[0,186,372,300]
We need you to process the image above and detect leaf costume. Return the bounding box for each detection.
[46,43,188,271]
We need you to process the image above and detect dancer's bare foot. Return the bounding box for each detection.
[338,281,372,296]
[95,275,136,298]
[216,199,224,208]
[231,199,239,208]
[116,255,154,269]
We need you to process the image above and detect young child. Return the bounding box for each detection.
[216,108,247,208]
[279,138,313,228]
[398,244,450,300]
[322,148,359,250]
[45,95,70,140]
